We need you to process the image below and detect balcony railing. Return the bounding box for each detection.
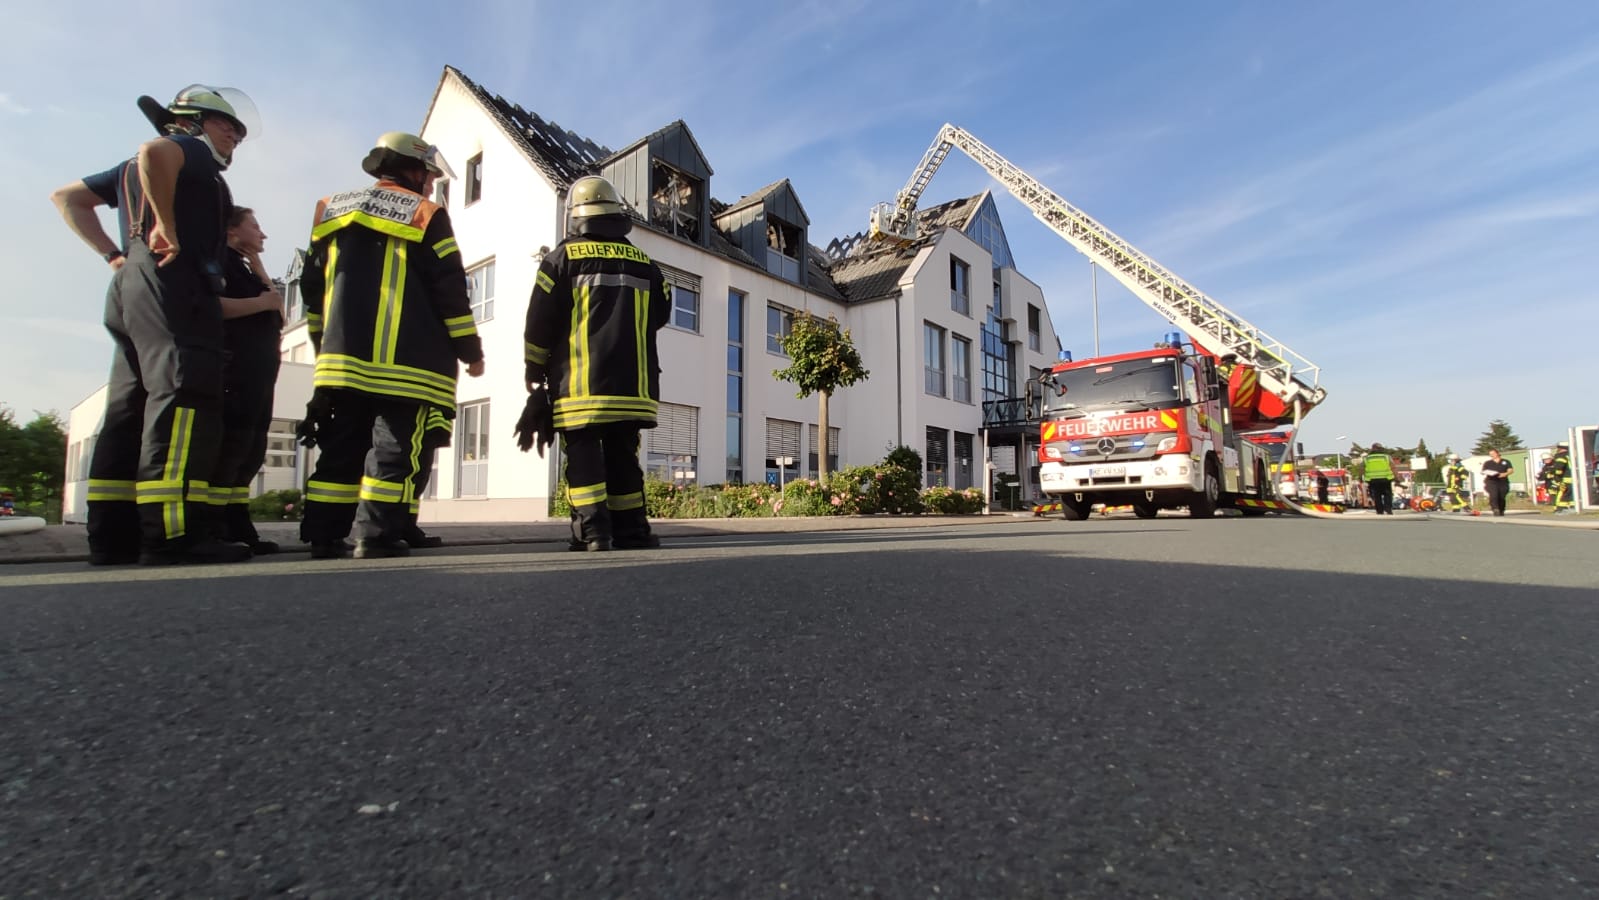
[982,396,1037,429]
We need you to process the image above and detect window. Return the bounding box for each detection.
[767,304,793,354]
[924,322,946,397]
[807,425,840,478]
[1028,304,1041,352]
[465,153,483,205]
[926,426,949,487]
[766,215,802,281]
[266,419,299,470]
[982,305,1014,401]
[764,418,802,485]
[651,161,702,241]
[951,257,970,316]
[435,178,450,208]
[284,280,303,323]
[646,402,699,486]
[661,266,701,332]
[952,335,972,404]
[467,260,495,323]
[727,289,745,483]
[953,432,975,490]
[456,400,489,497]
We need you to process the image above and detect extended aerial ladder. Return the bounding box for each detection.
[869,124,1326,428]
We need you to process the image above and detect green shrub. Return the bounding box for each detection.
[921,485,984,514]
[250,488,303,521]
[883,445,924,488]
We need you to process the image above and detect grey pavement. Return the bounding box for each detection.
[3,505,1594,565]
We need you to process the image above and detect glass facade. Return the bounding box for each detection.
[727,290,745,483]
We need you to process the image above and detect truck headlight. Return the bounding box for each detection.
[1156,437,1178,452]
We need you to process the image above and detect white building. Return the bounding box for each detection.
[68,65,1066,523]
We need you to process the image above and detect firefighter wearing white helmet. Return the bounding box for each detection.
[295,132,484,559]
[1547,442,1575,513]
[48,83,262,566]
[519,174,671,551]
[1441,453,1470,513]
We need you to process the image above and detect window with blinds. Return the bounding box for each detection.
[646,402,700,486]
[765,418,802,460]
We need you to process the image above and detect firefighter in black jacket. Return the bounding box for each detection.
[49,84,259,566]
[297,132,485,559]
[522,175,670,551]
[211,206,285,552]
[1548,442,1575,513]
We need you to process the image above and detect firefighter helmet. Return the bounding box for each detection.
[567,175,626,219]
[361,132,455,180]
[168,84,257,138]
[1449,454,1462,462]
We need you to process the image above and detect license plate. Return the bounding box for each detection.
[1090,465,1127,477]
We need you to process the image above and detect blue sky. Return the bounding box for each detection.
[6,0,1597,458]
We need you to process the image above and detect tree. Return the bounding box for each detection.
[772,312,870,482]
[0,406,67,522]
[1472,420,1525,455]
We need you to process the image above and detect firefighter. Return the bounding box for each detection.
[1364,443,1396,515]
[1537,453,1555,504]
[1547,442,1575,514]
[209,206,286,552]
[50,84,259,565]
[520,175,671,551]
[402,407,453,549]
[296,132,485,559]
[1441,454,1470,513]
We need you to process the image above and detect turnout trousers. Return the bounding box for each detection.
[299,389,428,544]
[211,330,281,544]
[85,243,226,555]
[562,422,652,546]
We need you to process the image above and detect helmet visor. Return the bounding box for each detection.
[172,84,262,140]
[421,144,455,181]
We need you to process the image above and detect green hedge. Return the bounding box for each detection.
[249,488,304,521]
[549,461,982,520]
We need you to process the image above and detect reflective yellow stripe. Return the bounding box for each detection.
[372,237,407,364]
[568,481,607,506]
[359,477,407,503]
[536,270,554,293]
[443,314,478,338]
[136,480,185,502]
[432,236,458,258]
[306,480,360,504]
[551,396,659,430]
[634,286,648,398]
[322,242,339,330]
[86,479,137,502]
[405,405,426,505]
[569,284,591,399]
[312,211,425,243]
[525,340,549,366]
[607,491,644,511]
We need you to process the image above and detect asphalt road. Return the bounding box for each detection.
[3,517,1597,898]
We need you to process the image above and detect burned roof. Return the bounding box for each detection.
[826,194,986,303]
[446,66,612,191]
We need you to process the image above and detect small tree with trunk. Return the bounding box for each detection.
[773,312,869,482]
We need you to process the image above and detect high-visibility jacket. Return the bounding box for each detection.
[299,180,483,408]
[523,235,670,430]
[1443,464,1468,490]
[1364,453,1395,480]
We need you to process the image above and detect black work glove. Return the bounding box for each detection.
[514,388,555,457]
[296,388,335,448]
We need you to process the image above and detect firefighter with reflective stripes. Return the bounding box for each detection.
[403,407,453,549]
[1441,454,1471,513]
[297,132,484,559]
[49,84,259,565]
[1547,442,1575,514]
[209,206,286,552]
[523,175,670,551]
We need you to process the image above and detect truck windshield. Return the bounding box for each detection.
[1041,359,1182,415]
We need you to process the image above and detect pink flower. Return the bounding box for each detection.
[831,495,843,506]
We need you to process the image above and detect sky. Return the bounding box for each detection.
[5,0,1598,458]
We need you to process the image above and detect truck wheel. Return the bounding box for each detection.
[1132,497,1158,519]
[1061,495,1092,521]
[1189,459,1220,518]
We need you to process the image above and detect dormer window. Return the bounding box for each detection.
[651,161,702,241]
[766,215,802,281]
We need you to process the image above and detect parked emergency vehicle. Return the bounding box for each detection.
[1036,341,1281,519]
[869,125,1326,520]
[1243,430,1297,497]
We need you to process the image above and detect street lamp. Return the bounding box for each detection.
[1335,435,1348,474]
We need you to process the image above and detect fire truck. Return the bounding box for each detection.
[871,125,1326,518]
